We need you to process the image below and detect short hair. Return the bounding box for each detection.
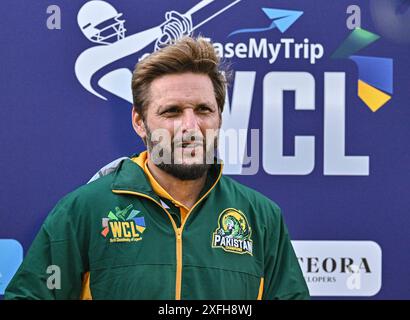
[131,36,228,117]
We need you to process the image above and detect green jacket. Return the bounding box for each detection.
[5,156,309,300]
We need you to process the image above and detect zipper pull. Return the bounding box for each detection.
[176,228,182,240]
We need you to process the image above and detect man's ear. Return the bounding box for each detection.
[132,106,147,142]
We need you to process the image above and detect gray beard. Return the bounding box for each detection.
[145,125,217,181]
[155,162,211,181]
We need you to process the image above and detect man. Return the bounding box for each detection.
[5,36,309,300]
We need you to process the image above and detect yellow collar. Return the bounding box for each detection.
[131,151,190,212]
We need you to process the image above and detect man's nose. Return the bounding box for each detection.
[181,109,199,132]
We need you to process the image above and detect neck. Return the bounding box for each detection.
[146,158,207,209]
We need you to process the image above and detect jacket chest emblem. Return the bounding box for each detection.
[212,208,253,255]
[101,204,146,243]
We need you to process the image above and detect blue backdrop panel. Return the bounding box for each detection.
[0,0,409,299]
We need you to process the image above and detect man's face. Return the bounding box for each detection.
[132,72,221,180]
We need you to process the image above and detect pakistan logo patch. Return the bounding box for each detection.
[101,204,146,243]
[212,208,253,255]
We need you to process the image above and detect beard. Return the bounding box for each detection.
[145,124,219,181]
[156,162,210,180]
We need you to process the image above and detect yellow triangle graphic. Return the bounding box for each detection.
[358,80,391,112]
[136,225,145,233]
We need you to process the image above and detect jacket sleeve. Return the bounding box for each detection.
[262,206,310,300]
[4,197,88,300]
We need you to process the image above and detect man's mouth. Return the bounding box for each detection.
[178,142,203,149]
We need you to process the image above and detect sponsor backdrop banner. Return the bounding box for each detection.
[0,0,409,298]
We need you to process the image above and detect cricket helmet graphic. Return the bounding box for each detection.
[77,0,126,45]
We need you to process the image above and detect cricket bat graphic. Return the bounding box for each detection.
[75,0,242,101]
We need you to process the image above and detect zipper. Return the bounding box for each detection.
[175,228,183,300]
[169,167,223,299]
[111,190,182,299]
[111,165,222,300]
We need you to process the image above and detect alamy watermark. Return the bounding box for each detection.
[46,5,61,30]
[46,265,61,290]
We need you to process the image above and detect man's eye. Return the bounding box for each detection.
[163,107,180,115]
[198,106,212,113]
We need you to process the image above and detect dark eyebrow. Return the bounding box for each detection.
[158,104,182,113]
[157,102,216,115]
